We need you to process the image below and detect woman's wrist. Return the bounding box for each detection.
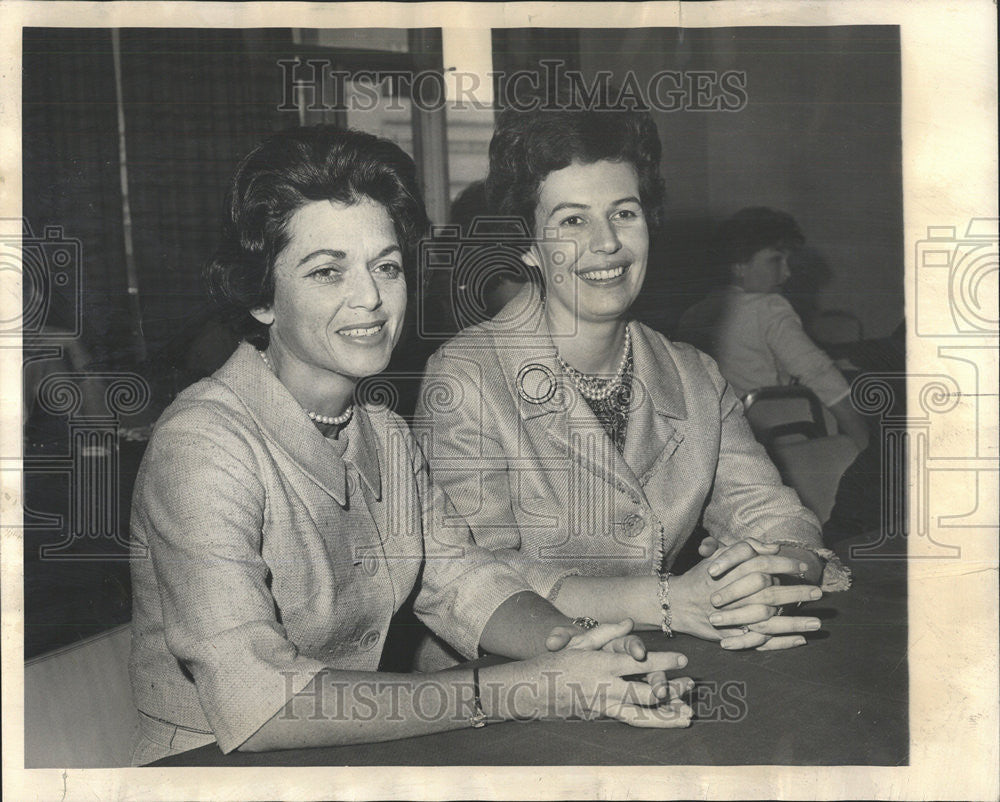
[478,661,553,722]
[660,571,695,636]
[631,575,664,628]
[547,575,662,629]
[477,663,510,722]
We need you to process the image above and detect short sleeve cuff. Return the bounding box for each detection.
[495,555,588,604]
[415,564,534,660]
[206,654,328,753]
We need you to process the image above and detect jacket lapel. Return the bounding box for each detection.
[214,342,352,505]
[491,291,646,500]
[622,325,688,485]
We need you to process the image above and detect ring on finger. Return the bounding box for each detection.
[775,606,784,617]
[739,625,750,634]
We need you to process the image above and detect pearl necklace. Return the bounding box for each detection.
[556,325,632,402]
[257,348,354,426]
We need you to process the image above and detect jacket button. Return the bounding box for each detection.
[362,553,379,575]
[623,513,645,537]
[360,630,381,651]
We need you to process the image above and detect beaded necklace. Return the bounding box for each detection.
[555,325,634,454]
[555,325,632,401]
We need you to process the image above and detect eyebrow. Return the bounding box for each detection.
[546,196,642,219]
[369,244,402,263]
[296,244,401,268]
[547,202,588,218]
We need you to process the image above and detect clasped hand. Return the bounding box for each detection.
[671,538,823,651]
[541,619,693,727]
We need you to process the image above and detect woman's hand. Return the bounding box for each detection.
[670,540,785,641]
[701,538,824,650]
[545,619,689,701]
[484,648,693,728]
[545,618,646,658]
[708,588,822,651]
[671,539,822,649]
[712,615,820,651]
[702,536,824,586]
[669,556,738,642]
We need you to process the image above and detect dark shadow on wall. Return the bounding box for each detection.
[633,214,720,337]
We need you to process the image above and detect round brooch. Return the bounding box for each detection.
[516,363,557,405]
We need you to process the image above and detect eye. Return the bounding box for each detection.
[372,261,403,279]
[307,266,342,283]
[612,208,642,222]
[559,214,586,227]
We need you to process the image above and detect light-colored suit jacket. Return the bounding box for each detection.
[414,287,825,604]
[130,342,531,752]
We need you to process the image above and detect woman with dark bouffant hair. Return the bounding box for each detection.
[128,125,694,765]
[415,104,850,671]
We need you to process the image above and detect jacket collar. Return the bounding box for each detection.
[214,342,382,505]
[492,285,688,423]
[490,286,688,493]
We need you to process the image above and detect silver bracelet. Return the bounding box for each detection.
[656,571,674,637]
[470,666,487,728]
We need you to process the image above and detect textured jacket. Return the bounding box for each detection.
[413,287,828,603]
[129,342,531,752]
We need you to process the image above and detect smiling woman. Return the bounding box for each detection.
[128,125,697,766]
[249,198,407,425]
[414,104,851,671]
[527,160,649,333]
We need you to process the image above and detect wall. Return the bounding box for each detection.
[580,26,904,339]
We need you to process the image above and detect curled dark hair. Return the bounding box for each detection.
[485,106,665,236]
[717,207,805,267]
[204,125,429,347]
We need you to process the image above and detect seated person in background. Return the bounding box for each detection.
[676,207,868,453]
[22,277,109,449]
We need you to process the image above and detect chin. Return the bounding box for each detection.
[326,350,388,382]
[348,360,392,381]
[582,294,637,321]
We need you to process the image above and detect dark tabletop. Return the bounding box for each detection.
[154,539,907,766]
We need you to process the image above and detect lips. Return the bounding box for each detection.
[338,321,386,338]
[576,262,630,283]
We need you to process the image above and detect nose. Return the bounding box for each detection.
[588,218,622,255]
[347,268,382,311]
[780,258,791,282]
